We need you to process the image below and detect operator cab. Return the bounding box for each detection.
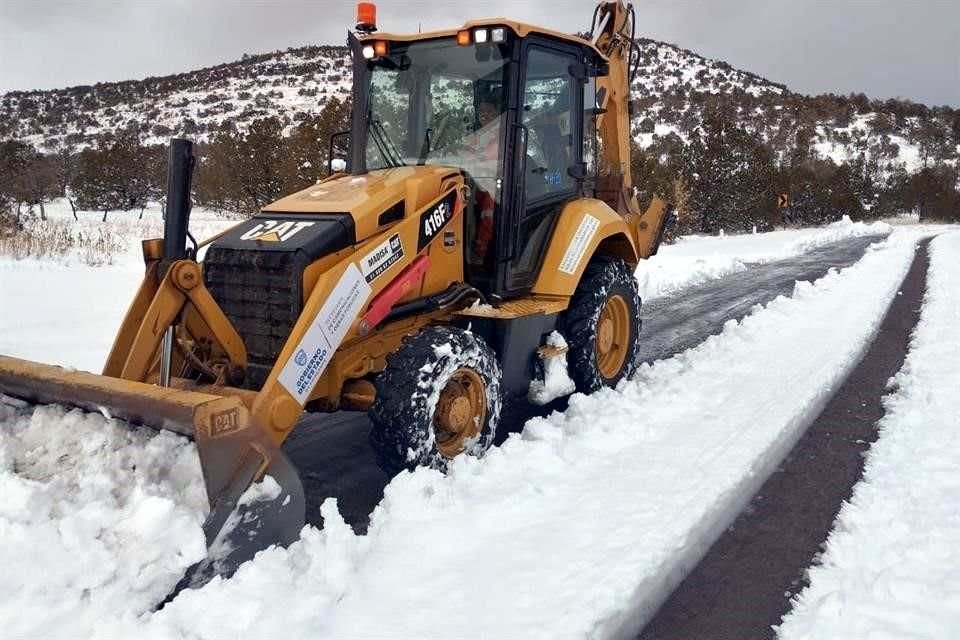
[348,20,606,301]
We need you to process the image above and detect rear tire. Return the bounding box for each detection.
[368,326,502,476]
[561,258,641,393]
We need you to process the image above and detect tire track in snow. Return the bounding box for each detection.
[638,238,933,640]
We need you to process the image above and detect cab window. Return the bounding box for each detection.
[522,47,577,203]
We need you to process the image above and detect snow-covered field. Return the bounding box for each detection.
[1,215,957,638]
[778,232,960,638]
[0,200,237,372]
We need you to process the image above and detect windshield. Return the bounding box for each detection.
[363,38,509,183]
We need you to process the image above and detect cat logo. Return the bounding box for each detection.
[209,408,242,437]
[240,219,316,243]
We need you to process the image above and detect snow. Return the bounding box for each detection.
[777,231,960,639]
[0,199,236,372]
[527,330,576,405]
[0,402,207,638]
[115,227,931,639]
[635,215,891,300]
[810,113,931,178]
[6,48,354,150]
[1,216,954,638]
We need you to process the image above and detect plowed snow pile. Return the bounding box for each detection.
[0,402,207,637]
[778,231,960,639]
[635,216,889,300]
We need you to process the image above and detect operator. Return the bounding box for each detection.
[468,99,501,266]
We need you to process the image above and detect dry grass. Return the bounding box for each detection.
[0,217,125,265]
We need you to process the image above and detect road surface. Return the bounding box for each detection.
[638,237,931,639]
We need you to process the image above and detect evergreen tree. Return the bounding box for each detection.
[0,140,33,220]
[683,100,776,233]
[16,148,57,220]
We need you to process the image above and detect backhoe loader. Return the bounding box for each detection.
[0,1,670,593]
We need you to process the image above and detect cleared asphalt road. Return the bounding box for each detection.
[639,237,932,640]
[283,233,890,531]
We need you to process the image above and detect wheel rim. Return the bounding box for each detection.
[434,368,487,458]
[595,294,630,380]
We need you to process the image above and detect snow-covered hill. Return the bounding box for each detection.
[0,45,352,149]
[628,38,957,177]
[1,38,956,178]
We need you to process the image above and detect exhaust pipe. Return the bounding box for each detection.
[164,138,195,261]
[160,139,196,387]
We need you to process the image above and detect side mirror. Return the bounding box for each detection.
[327,130,351,175]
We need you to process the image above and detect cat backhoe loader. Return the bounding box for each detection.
[0,1,669,593]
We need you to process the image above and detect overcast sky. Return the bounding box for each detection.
[1,0,958,106]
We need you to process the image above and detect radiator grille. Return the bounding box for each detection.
[204,248,306,390]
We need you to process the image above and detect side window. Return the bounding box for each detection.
[583,76,598,177]
[366,70,410,167]
[522,48,577,203]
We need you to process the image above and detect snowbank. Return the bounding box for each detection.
[635,216,891,300]
[0,402,207,638]
[90,229,926,638]
[777,231,960,639]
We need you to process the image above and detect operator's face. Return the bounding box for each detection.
[478,102,498,126]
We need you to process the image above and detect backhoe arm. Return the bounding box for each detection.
[592,0,670,257]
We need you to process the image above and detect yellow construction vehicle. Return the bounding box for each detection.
[0,1,669,592]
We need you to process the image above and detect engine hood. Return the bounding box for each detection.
[261,166,459,243]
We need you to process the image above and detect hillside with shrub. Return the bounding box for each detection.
[1,38,957,235]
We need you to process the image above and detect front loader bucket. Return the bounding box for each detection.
[0,355,305,598]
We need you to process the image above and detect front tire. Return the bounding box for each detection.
[561,258,642,393]
[368,326,502,476]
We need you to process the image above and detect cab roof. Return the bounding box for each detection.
[360,17,606,61]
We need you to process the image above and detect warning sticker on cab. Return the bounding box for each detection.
[360,233,403,283]
[277,263,372,404]
[558,214,600,274]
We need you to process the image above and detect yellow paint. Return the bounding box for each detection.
[531,198,637,297]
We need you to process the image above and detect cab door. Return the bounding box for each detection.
[497,38,585,295]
